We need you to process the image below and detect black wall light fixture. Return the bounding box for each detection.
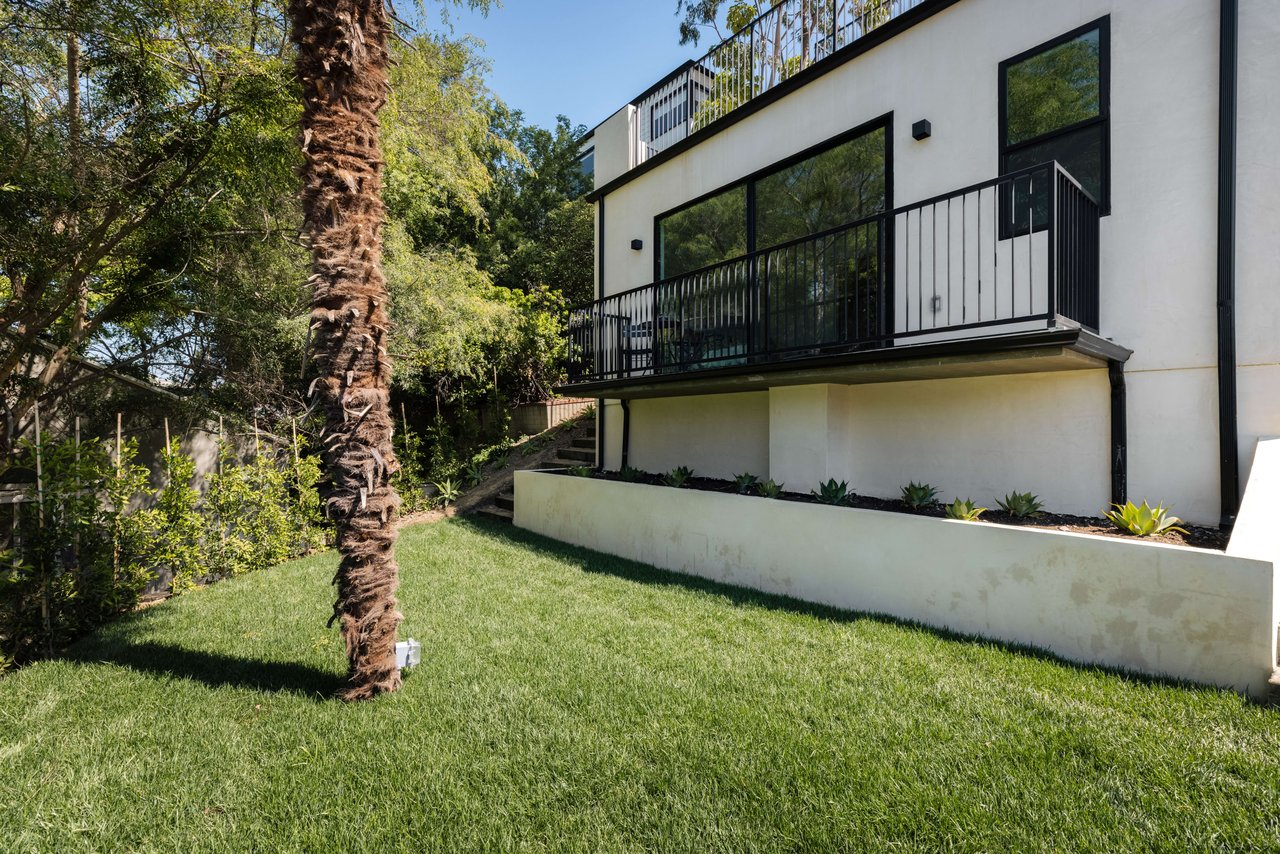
[912,119,932,140]
[630,238,644,250]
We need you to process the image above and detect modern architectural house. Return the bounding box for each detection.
[559,0,1275,528]
[516,0,1280,696]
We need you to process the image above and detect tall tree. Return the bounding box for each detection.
[289,0,403,700]
[0,0,299,448]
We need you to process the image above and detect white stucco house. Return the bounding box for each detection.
[566,0,1280,528]
[515,0,1280,696]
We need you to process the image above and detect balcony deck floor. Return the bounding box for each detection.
[556,327,1131,400]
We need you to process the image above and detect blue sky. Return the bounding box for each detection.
[435,0,702,132]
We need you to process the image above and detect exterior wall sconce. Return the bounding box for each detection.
[630,239,644,250]
[912,119,932,140]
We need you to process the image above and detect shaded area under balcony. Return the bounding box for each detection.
[560,163,1130,400]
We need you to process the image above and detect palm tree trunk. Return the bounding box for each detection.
[289,0,403,701]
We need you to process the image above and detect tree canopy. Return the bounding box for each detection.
[0,4,591,458]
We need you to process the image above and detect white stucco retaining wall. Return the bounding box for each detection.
[515,470,1277,696]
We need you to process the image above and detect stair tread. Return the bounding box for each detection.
[474,507,513,523]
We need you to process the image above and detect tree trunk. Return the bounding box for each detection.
[289,0,403,701]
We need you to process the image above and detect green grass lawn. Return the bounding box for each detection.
[3,519,1279,851]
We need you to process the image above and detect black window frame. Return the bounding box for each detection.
[576,146,595,196]
[998,16,1110,218]
[652,113,894,282]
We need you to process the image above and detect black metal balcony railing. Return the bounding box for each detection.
[634,0,927,162]
[566,163,1100,386]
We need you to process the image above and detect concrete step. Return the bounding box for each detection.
[473,506,513,524]
[559,447,595,463]
[571,437,596,449]
[495,492,515,511]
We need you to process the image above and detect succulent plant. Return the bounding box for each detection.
[1104,500,1188,537]
[733,472,761,494]
[901,481,940,509]
[663,465,695,488]
[812,478,851,506]
[997,491,1044,518]
[944,497,986,521]
[433,478,462,507]
[758,479,785,499]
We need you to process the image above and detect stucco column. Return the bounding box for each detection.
[768,384,855,490]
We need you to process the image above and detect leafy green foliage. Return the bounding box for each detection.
[663,466,695,488]
[479,113,594,305]
[1104,501,1188,538]
[758,479,785,499]
[900,481,939,509]
[203,442,310,584]
[0,429,325,669]
[0,437,153,667]
[997,491,1045,518]
[566,466,593,478]
[733,472,761,494]
[152,442,205,595]
[0,0,308,435]
[812,479,851,506]
[944,498,987,522]
[392,418,434,513]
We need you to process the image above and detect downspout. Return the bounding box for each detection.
[620,399,631,470]
[1108,361,1127,506]
[595,198,607,471]
[1216,0,1240,530]
[596,399,606,472]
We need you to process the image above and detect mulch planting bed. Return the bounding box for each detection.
[561,469,1228,551]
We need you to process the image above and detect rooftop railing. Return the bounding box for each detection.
[633,0,927,164]
[565,163,1100,386]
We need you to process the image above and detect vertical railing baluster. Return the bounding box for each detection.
[1047,168,1058,325]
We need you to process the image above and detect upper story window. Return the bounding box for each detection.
[576,147,595,192]
[999,18,1109,213]
[657,119,889,280]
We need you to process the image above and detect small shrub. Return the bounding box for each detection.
[944,497,986,521]
[997,491,1044,518]
[733,472,760,494]
[812,478,851,506]
[758,479,785,499]
[1104,500,1188,537]
[618,466,644,482]
[464,461,485,486]
[567,465,593,477]
[204,445,295,583]
[433,478,462,507]
[663,466,695,488]
[901,481,939,509]
[155,441,205,594]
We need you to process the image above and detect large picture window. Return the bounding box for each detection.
[656,120,889,280]
[999,19,1109,214]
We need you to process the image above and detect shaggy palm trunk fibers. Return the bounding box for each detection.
[290,0,403,700]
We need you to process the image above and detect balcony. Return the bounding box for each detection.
[633,0,930,165]
[564,164,1127,396]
